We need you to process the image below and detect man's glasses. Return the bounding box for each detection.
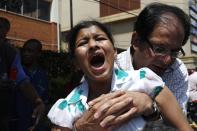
[145,38,185,58]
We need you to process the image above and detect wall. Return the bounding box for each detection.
[60,0,100,32]
[106,18,136,49]
[100,0,140,17]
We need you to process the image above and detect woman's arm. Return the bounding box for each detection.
[155,86,193,131]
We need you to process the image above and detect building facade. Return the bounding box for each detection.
[0,0,57,51]
[55,0,197,68]
[1,0,196,67]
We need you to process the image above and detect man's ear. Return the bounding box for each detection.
[131,31,141,51]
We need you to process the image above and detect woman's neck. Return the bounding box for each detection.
[87,77,112,102]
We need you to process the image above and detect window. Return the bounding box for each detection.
[189,0,197,52]
[100,0,140,17]
[0,0,51,21]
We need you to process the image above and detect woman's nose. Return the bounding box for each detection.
[88,39,97,49]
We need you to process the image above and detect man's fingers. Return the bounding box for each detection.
[101,107,138,128]
[100,102,133,127]
[32,103,45,119]
[93,95,133,119]
[88,91,125,106]
[97,97,138,128]
[100,115,116,128]
[34,114,41,126]
[32,108,37,118]
[106,97,134,115]
[92,98,120,119]
[113,107,138,125]
[100,105,135,128]
[83,107,97,121]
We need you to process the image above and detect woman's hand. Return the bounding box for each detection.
[74,106,110,131]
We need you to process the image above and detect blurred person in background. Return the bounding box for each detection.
[187,67,197,128]
[16,39,50,131]
[0,17,45,131]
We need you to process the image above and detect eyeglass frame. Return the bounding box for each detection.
[143,38,185,58]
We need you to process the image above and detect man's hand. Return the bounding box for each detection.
[31,98,45,129]
[87,91,153,129]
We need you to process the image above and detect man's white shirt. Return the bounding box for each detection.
[115,47,189,112]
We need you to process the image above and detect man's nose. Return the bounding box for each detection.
[162,55,174,65]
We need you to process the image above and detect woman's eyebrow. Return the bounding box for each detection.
[76,36,88,43]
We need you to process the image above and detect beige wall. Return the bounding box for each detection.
[60,0,99,31]
[99,10,139,49]
[106,19,135,49]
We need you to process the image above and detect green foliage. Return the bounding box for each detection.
[39,50,73,103]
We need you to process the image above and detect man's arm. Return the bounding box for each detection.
[74,88,193,131]
[19,80,45,118]
[163,58,189,112]
[74,91,153,130]
[12,52,45,120]
[154,87,193,131]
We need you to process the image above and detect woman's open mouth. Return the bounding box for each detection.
[90,52,105,69]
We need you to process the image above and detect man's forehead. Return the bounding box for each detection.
[24,43,39,49]
[159,13,181,26]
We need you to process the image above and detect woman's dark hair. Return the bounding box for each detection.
[66,20,114,58]
[134,2,190,46]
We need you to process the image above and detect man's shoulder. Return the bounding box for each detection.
[168,58,187,73]
[163,58,188,82]
[116,48,134,71]
[0,41,17,72]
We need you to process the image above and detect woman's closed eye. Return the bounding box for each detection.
[95,36,108,42]
[76,38,88,47]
